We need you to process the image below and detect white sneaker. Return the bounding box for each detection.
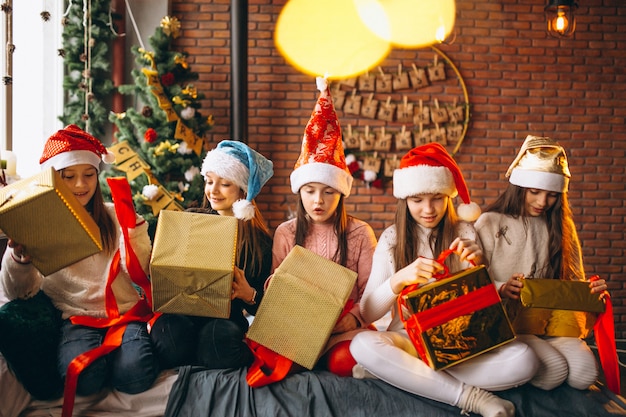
[458,386,515,417]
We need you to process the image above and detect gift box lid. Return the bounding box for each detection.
[519,279,605,313]
[0,168,102,275]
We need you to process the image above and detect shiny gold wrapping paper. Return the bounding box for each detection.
[401,266,515,370]
[0,168,102,275]
[246,245,357,370]
[150,210,237,318]
[508,279,605,338]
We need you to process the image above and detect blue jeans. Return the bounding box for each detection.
[58,320,159,396]
[150,314,253,370]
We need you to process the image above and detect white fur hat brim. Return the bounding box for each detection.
[40,150,103,172]
[393,165,457,200]
[509,168,568,193]
[201,149,249,193]
[290,162,353,197]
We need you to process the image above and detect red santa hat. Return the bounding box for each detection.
[393,143,481,222]
[39,124,115,172]
[290,77,353,197]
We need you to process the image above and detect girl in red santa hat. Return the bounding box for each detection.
[349,142,539,417]
[0,125,159,407]
[272,77,378,377]
[474,135,613,393]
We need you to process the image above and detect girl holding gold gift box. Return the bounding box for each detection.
[350,143,539,417]
[475,135,608,392]
[0,125,159,404]
[272,77,378,377]
[149,140,273,370]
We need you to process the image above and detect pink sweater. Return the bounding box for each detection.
[272,217,377,328]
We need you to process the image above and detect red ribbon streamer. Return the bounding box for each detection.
[590,275,620,395]
[61,177,154,417]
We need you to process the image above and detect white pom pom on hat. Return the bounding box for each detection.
[39,124,115,172]
[393,142,481,222]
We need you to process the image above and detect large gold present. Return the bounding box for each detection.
[0,168,102,275]
[508,279,605,338]
[246,245,357,370]
[399,265,515,370]
[150,210,238,318]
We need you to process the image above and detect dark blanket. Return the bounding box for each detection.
[165,367,626,417]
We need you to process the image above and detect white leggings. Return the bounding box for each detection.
[515,334,598,390]
[350,330,539,407]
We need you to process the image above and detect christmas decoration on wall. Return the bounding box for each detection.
[59,0,118,138]
[103,16,214,239]
[1,1,14,86]
[336,46,469,189]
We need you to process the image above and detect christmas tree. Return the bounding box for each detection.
[59,0,117,138]
[103,16,214,238]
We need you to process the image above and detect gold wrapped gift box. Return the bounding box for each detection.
[246,245,357,370]
[508,279,605,338]
[150,210,238,318]
[0,168,102,275]
[400,265,515,370]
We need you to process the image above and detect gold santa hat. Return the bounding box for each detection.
[506,135,571,193]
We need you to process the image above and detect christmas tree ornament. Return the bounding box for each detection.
[160,16,181,39]
[180,106,196,120]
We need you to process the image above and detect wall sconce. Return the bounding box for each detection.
[545,0,578,38]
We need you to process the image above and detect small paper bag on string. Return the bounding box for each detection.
[416,125,433,146]
[427,55,446,82]
[360,93,379,119]
[358,71,375,92]
[343,124,360,150]
[395,125,413,151]
[409,63,430,89]
[340,77,357,88]
[430,99,449,124]
[432,123,447,146]
[392,64,410,91]
[396,96,414,124]
[377,96,396,122]
[359,126,375,152]
[376,67,393,93]
[413,100,431,126]
[363,153,382,175]
[343,89,362,116]
[374,126,392,152]
[448,99,465,124]
[447,123,464,144]
[331,83,347,111]
[384,154,401,178]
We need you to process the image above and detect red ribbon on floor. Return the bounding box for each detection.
[61,177,154,417]
[590,275,620,395]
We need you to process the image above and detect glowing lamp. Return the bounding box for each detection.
[545,0,578,38]
[275,0,391,79]
[354,0,456,48]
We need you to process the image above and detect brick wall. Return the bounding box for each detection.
[170,0,626,335]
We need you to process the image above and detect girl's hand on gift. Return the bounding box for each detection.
[390,257,443,294]
[449,237,483,265]
[589,275,608,299]
[332,312,358,334]
[8,239,31,264]
[231,267,256,303]
[499,274,524,300]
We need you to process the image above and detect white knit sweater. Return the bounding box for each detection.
[0,203,151,319]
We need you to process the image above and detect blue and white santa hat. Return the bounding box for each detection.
[201,140,274,221]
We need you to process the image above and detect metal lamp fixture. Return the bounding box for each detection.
[545,0,578,38]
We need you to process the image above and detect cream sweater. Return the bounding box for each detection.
[0,203,151,319]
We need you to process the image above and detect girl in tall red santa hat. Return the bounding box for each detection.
[350,142,540,417]
[272,77,378,377]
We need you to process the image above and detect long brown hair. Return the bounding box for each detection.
[294,193,349,266]
[84,180,117,254]
[200,193,271,277]
[485,183,584,280]
[393,197,462,272]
